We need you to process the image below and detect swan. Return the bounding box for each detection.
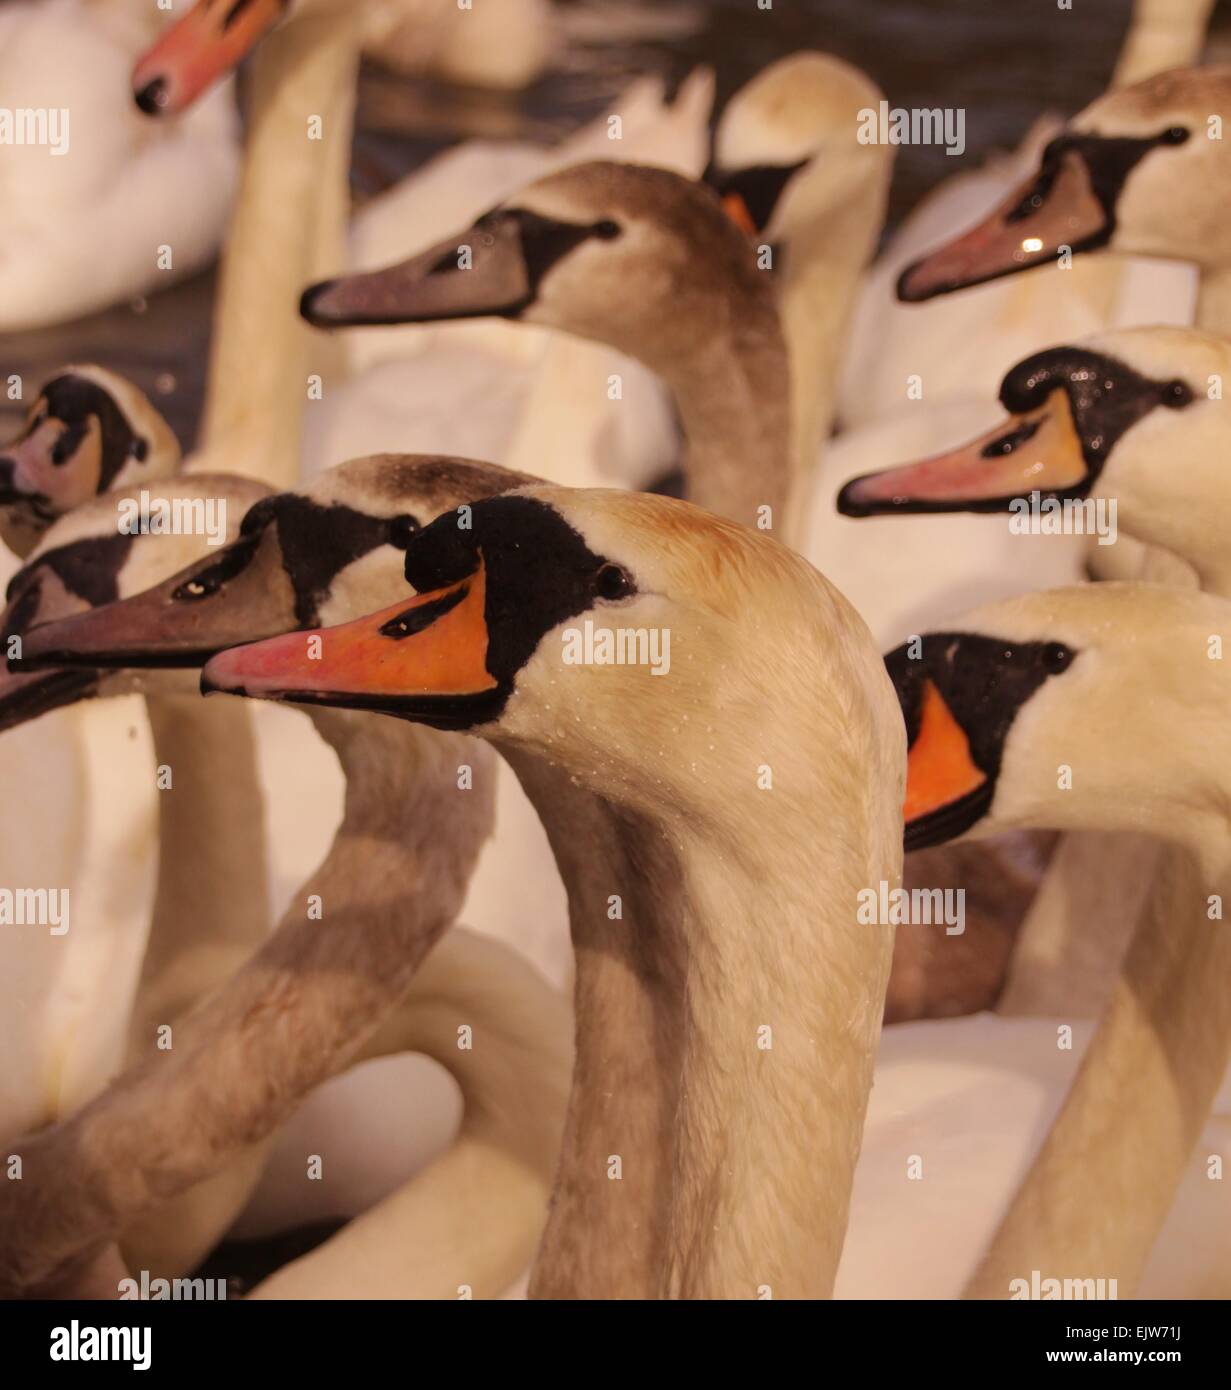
[197,483,905,1298]
[304,69,714,492]
[0,366,182,560]
[894,65,1231,336]
[0,0,240,333]
[838,325,1230,590]
[301,160,791,532]
[884,582,1231,1296]
[0,455,575,1296]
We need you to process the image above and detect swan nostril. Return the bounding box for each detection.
[134,77,170,115]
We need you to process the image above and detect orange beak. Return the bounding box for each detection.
[721,191,760,239]
[903,679,987,832]
[838,389,1086,516]
[132,0,289,115]
[896,145,1108,302]
[201,560,504,730]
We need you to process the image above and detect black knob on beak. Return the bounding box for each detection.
[135,77,170,115]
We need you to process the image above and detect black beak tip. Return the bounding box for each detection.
[134,76,170,116]
[836,480,871,517]
[895,260,937,304]
[299,281,338,327]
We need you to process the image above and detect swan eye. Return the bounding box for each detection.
[1163,379,1193,407]
[387,514,420,549]
[1042,642,1074,674]
[595,563,633,601]
[594,220,622,240]
[1160,126,1190,146]
[130,437,149,462]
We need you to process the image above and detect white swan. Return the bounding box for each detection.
[879,583,1231,1296]
[0,0,239,332]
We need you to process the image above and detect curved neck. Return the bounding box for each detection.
[198,8,359,483]
[1115,499,1231,597]
[625,274,789,533]
[775,148,891,539]
[3,709,495,1295]
[249,928,573,1300]
[510,746,898,1299]
[669,324,791,531]
[509,759,685,1298]
[967,842,1231,1297]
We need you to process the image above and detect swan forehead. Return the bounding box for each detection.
[1074,66,1231,136]
[302,453,531,521]
[1080,326,1230,386]
[957,582,1224,662]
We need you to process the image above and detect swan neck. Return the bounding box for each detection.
[667,307,791,533]
[773,151,891,535]
[967,842,1231,1297]
[198,8,360,484]
[512,751,896,1299]
[1196,264,1231,338]
[130,694,271,1045]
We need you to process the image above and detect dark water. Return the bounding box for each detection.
[0,0,1149,450]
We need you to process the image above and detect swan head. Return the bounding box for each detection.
[201,487,903,828]
[18,454,531,678]
[300,162,774,379]
[837,326,1231,583]
[131,0,292,116]
[897,66,1231,301]
[891,583,1231,864]
[0,474,267,730]
[0,367,180,559]
[707,51,888,242]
